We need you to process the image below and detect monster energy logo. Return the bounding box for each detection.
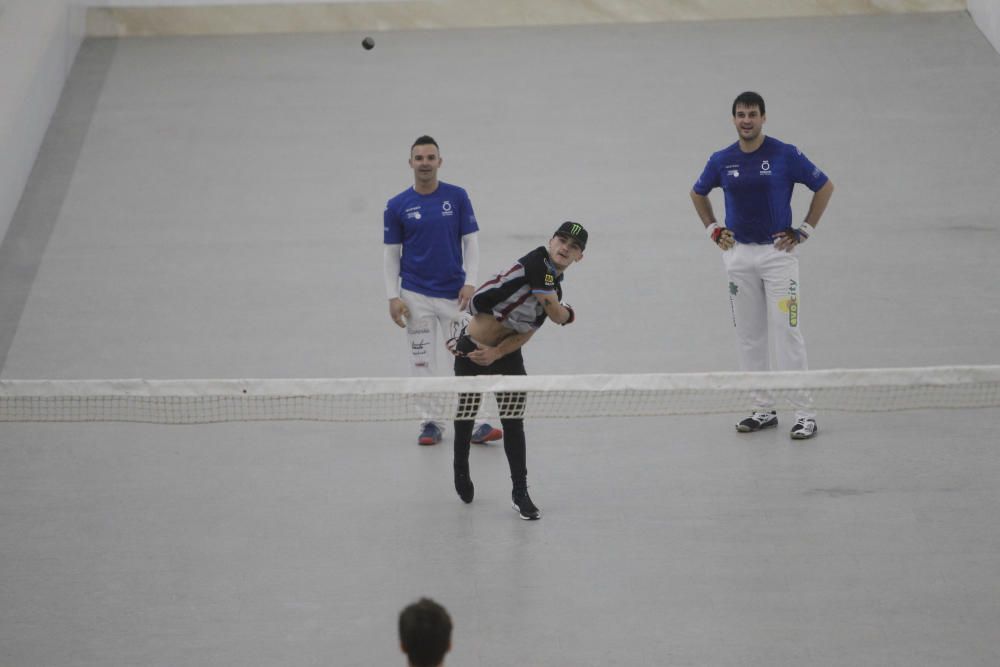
[569,223,582,236]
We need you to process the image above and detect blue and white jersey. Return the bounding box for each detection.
[471,246,563,334]
[384,181,479,298]
[693,136,828,244]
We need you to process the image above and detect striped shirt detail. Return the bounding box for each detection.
[470,246,563,333]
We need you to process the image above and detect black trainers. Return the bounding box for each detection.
[790,418,818,440]
[454,469,474,503]
[736,410,778,433]
[511,489,541,520]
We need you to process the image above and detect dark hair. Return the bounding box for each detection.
[411,135,440,151]
[399,598,452,667]
[732,91,765,116]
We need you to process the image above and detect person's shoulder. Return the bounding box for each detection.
[709,141,740,162]
[386,186,415,207]
[769,136,815,163]
[515,246,546,269]
[436,181,469,198]
[765,135,797,154]
[523,245,548,261]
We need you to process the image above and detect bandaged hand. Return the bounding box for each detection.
[772,222,814,252]
[707,222,735,250]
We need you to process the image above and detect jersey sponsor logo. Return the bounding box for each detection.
[406,211,422,220]
[727,169,740,178]
[760,160,771,176]
[441,200,454,216]
[544,273,555,286]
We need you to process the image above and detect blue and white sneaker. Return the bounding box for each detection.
[471,423,503,445]
[418,422,443,446]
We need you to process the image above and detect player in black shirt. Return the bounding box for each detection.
[447,222,587,520]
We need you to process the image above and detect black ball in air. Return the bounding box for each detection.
[362,36,375,50]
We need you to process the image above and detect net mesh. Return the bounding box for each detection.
[2,365,999,424]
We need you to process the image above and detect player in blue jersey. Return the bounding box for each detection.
[447,221,587,520]
[690,92,834,440]
[384,136,501,446]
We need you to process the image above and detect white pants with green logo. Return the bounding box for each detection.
[722,243,815,420]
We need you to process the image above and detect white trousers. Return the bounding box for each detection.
[722,244,815,420]
[400,288,465,429]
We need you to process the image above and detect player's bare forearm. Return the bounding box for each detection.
[804,180,834,228]
[692,191,734,249]
[467,330,534,366]
[538,293,573,325]
[773,181,834,251]
[690,191,716,228]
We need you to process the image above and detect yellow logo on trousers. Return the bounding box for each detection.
[778,296,798,327]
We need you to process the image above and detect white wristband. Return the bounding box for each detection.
[798,222,815,240]
[706,222,721,238]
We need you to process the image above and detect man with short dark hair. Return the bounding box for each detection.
[384,135,501,446]
[448,222,587,520]
[399,597,452,667]
[690,91,834,440]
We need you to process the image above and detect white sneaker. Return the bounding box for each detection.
[790,418,818,440]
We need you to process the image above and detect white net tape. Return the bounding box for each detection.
[2,366,999,424]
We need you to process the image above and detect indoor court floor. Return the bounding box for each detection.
[2,10,999,667]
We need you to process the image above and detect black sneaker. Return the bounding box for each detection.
[790,418,818,440]
[454,470,474,503]
[512,489,541,520]
[735,410,778,433]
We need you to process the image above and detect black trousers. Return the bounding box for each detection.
[453,349,528,490]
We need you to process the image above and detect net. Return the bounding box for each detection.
[2,365,999,425]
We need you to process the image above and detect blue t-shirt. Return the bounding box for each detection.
[383,181,480,298]
[693,136,828,244]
